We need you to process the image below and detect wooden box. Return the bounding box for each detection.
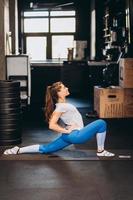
[94,86,124,118]
[94,86,133,118]
[119,58,133,88]
[124,89,133,117]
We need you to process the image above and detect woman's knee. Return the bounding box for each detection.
[97,119,107,132]
[39,145,46,153]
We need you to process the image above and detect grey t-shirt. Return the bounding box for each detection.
[55,103,84,130]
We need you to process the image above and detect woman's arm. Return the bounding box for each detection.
[49,111,74,134]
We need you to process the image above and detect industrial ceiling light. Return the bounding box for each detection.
[29,2,74,10]
[30,2,33,8]
[55,2,74,8]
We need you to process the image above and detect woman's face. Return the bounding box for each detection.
[57,84,70,99]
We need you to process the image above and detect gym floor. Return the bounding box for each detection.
[0,97,133,200]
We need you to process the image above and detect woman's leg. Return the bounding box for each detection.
[96,131,106,152]
[62,119,107,151]
[62,119,106,141]
[61,119,114,156]
[19,145,40,153]
[19,119,106,153]
[4,136,71,154]
[3,145,40,155]
[39,137,71,154]
[4,119,114,156]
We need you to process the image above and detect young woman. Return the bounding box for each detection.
[4,81,115,157]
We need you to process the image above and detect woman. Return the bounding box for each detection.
[4,81,115,157]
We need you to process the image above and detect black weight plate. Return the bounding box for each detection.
[0,113,21,119]
[0,138,21,146]
[0,97,20,104]
[0,87,20,93]
[0,128,21,134]
[0,127,21,133]
[0,103,20,110]
[0,131,21,139]
[0,97,20,102]
[0,102,21,109]
[0,92,20,98]
[0,128,21,133]
[0,111,21,116]
[0,91,20,96]
[0,116,20,121]
[0,121,20,126]
[0,80,20,87]
[0,123,21,128]
[0,107,20,112]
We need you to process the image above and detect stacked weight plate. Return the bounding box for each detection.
[0,80,22,145]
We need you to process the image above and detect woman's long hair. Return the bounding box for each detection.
[45,81,62,123]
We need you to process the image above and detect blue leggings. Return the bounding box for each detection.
[39,119,106,154]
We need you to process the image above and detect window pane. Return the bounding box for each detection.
[26,37,47,61]
[50,11,75,16]
[24,11,48,17]
[50,18,75,32]
[52,35,74,59]
[24,18,48,33]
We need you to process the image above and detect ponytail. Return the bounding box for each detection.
[45,86,54,123]
[45,82,62,122]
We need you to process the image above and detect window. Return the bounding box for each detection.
[24,11,49,17]
[24,18,49,33]
[50,11,75,16]
[23,10,76,61]
[50,18,75,32]
[52,35,74,59]
[26,37,47,61]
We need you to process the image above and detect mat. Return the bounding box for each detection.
[0,148,133,161]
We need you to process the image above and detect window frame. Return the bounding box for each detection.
[23,10,76,60]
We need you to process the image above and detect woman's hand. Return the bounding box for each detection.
[65,124,78,133]
[49,112,78,134]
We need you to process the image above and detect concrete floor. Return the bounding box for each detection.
[0,160,133,200]
[0,98,133,200]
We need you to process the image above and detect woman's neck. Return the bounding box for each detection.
[58,97,66,103]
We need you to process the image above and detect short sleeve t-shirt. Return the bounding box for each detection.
[55,103,84,130]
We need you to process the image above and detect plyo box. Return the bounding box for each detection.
[94,86,133,118]
[119,58,133,88]
[124,89,133,117]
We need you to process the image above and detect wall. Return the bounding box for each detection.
[9,0,19,54]
[0,0,19,80]
[0,0,10,80]
[90,0,96,60]
[90,0,104,61]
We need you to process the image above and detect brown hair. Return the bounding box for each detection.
[45,81,62,122]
